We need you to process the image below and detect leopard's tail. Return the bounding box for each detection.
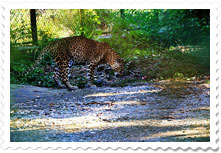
[21,46,50,76]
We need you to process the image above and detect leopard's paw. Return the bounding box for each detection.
[67,85,78,91]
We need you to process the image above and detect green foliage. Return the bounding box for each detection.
[10,9,210,87]
[54,9,102,38]
[26,68,55,87]
[187,38,210,68]
[70,76,88,88]
[10,9,32,46]
[10,46,55,87]
[10,9,102,47]
[101,9,209,51]
[11,63,56,88]
[109,78,140,87]
[98,9,209,80]
[132,48,208,81]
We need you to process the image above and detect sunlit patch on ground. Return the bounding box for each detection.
[10,117,209,133]
[85,89,161,97]
[139,126,209,141]
[10,81,210,142]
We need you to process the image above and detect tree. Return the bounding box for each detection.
[30,9,38,45]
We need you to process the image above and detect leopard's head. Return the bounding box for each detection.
[101,42,125,77]
[110,56,125,77]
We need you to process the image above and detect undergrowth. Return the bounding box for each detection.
[10,41,210,89]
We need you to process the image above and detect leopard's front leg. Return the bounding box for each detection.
[61,70,78,90]
[87,62,98,87]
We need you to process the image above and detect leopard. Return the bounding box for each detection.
[24,36,124,90]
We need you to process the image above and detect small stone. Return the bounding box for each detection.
[90,131,96,134]
[96,79,103,84]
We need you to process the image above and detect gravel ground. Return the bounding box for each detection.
[10,81,210,142]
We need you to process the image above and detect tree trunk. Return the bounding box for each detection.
[79,9,84,36]
[30,9,38,45]
[120,9,125,18]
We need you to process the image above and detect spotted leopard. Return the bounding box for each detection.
[25,36,124,90]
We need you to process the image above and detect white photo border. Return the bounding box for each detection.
[0,0,219,150]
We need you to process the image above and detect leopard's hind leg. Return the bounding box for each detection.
[55,57,78,90]
[53,67,65,88]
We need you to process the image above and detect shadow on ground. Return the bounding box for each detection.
[10,81,210,142]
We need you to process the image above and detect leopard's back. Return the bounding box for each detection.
[47,36,105,63]
[68,36,100,63]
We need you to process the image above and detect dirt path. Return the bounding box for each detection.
[10,81,210,142]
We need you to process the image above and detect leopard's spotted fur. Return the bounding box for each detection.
[26,36,124,90]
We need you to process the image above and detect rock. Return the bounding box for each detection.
[95,79,103,85]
